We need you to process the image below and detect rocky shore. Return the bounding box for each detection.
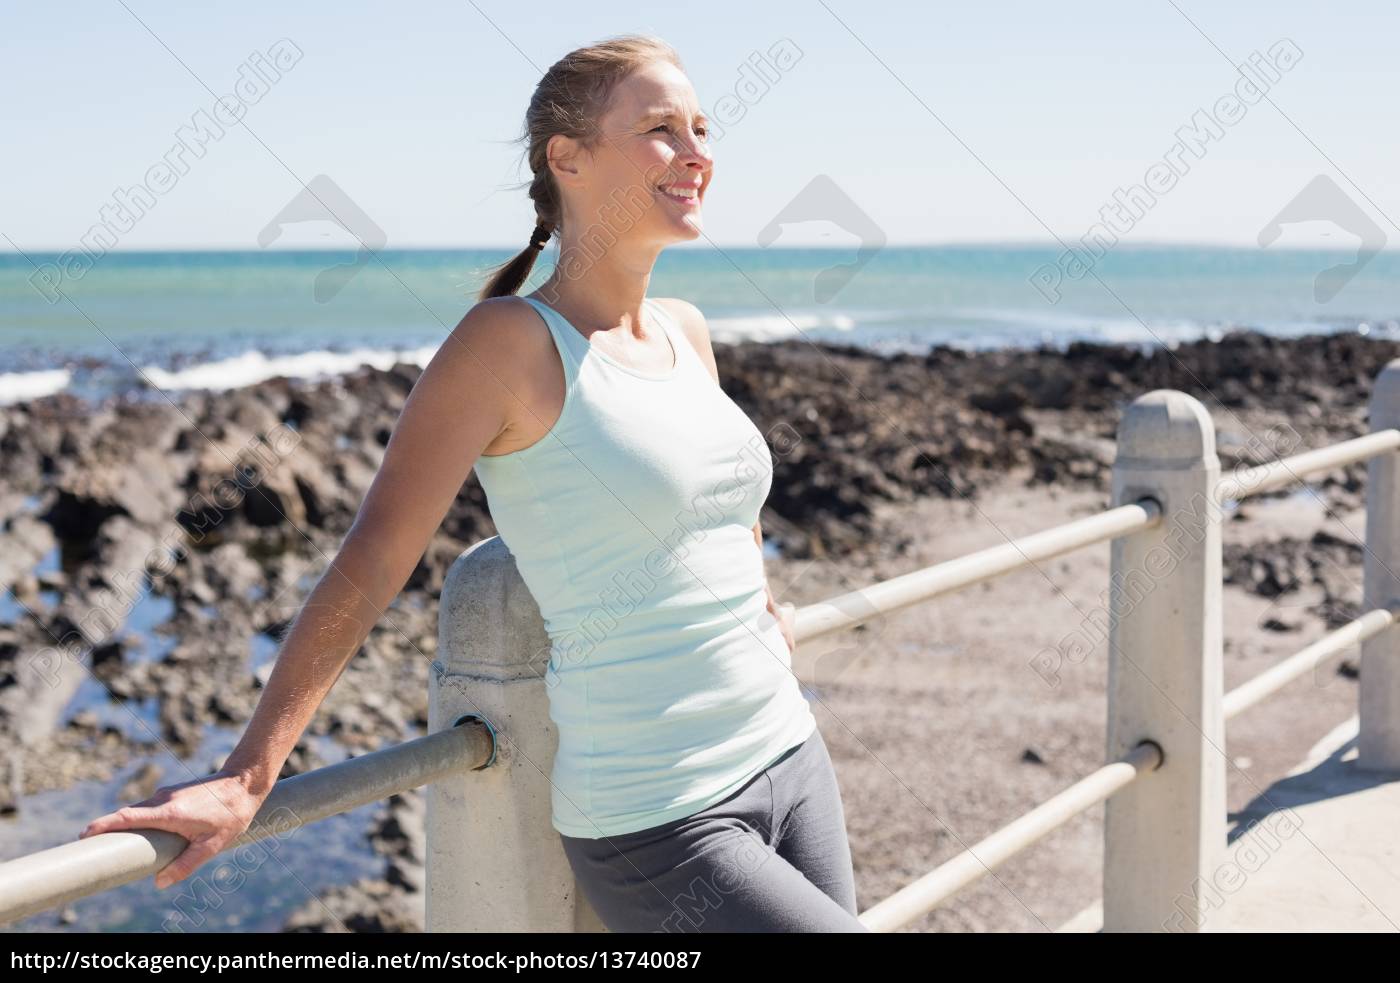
[0,326,1391,931]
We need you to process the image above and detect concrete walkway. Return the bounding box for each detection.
[1210,715,1400,932]
[1059,715,1400,932]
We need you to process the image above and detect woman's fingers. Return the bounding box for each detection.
[79,803,186,839]
[153,833,225,890]
[75,808,211,889]
[79,776,252,841]
[76,775,265,891]
[779,602,798,655]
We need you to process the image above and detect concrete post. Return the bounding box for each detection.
[1361,358,1400,772]
[1104,390,1225,932]
[425,536,606,933]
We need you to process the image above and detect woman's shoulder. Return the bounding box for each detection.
[428,296,561,401]
[651,298,718,383]
[650,297,705,337]
[445,296,557,366]
[649,298,716,383]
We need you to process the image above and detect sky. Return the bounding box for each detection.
[3,0,1397,253]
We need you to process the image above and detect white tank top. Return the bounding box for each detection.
[471,294,816,839]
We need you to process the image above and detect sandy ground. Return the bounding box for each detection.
[766,464,1364,932]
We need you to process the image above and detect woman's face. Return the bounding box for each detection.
[558,59,713,247]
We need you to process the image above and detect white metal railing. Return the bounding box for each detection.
[1215,429,1400,503]
[794,498,1161,643]
[1223,603,1400,721]
[843,368,1400,933]
[858,740,1164,933]
[5,358,1400,933]
[0,715,493,925]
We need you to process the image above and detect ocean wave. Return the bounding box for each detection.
[707,311,857,343]
[137,345,443,392]
[1,305,1390,405]
[0,369,73,406]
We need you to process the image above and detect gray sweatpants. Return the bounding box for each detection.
[559,727,868,933]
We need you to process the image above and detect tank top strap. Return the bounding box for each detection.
[643,297,698,376]
[518,295,586,382]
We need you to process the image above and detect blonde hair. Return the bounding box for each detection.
[476,34,684,300]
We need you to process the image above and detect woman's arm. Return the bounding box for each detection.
[79,299,529,885]
[224,302,524,792]
[753,518,778,609]
[753,516,795,655]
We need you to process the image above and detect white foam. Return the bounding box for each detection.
[0,369,73,405]
[137,344,442,392]
[708,312,857,344]
[0,307,1364,405]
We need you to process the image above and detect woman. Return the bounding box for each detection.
[79,33,866,934]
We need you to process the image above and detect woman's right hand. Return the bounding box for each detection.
[77,769,269,889]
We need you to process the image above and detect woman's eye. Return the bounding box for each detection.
[651,123,709,140]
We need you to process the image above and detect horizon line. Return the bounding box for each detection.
[0,239,1390,256]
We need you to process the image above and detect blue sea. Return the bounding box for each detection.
[2,245,1398,404]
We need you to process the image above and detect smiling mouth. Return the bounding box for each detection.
[657,184,701,206]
